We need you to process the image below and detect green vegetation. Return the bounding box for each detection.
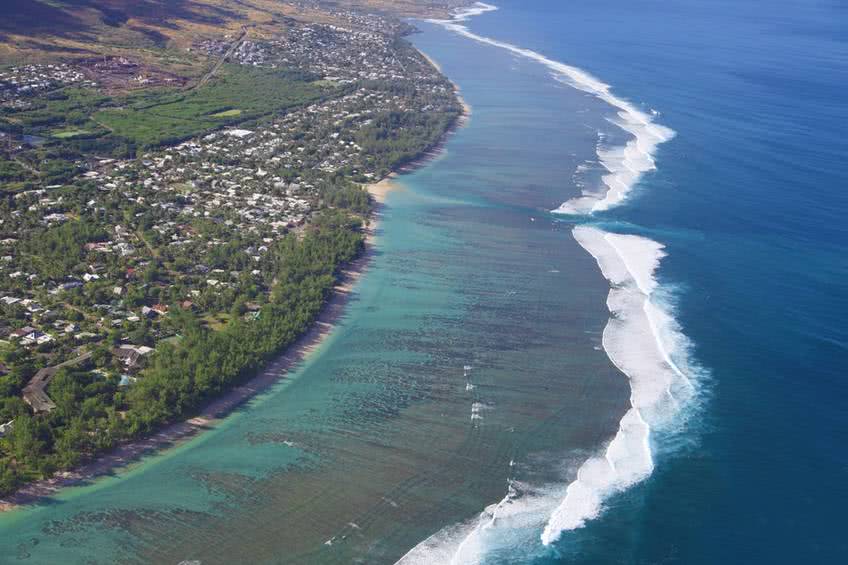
[20,220,107,280]
[210,108,242,118]
[0,158,30,183]
[0,10,462,500]
[94,66,331,147]
[357,109,459,175]
[321,178,371,215]
[52,129,94,139]
[2,88,109,133]
[0,211,365,495]
[1,66,335,154]
[126,211,363,432]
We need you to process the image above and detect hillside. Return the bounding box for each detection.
[0,0,464,70]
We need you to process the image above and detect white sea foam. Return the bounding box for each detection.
[396,5,701,563]
[448,2,499,21]
[471,401,491,421]
[396,226,701,562]
[396,479,556,565]
[540,226,698,545]
[427,2,674,214]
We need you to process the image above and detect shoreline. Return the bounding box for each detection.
[0,45,468,514]
[390,66,471,176]
[420,49,472,127]
[0,209,381,513]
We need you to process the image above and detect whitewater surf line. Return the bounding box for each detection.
[396,227,701,563]
[396,477,559,565]
[541,226,699,544]
[427,2,675,215]
[394,3,705,562]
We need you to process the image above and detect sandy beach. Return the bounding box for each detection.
[0,181,390,513]
[368,175,398,204]
[0,45,467,513]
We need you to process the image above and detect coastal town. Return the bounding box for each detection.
[0,1,835,564]
[0,1,463,495]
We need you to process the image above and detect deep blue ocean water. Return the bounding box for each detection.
[0,1,844,563]
[440,0,848,562]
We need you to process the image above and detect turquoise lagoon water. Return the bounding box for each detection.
[406,1,847,564]
[2,0,846,563]
[0,12,632,565]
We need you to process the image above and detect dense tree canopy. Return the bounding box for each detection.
[0,210,364,495]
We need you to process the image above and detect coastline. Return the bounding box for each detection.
[0,212,380,513]
[398,5,702,559]
[420,49,472,128]
[0,45,468,514]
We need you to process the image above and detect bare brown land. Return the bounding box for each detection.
[0,1,465,69]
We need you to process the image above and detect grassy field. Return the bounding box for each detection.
[1,65,337,151]
[202,312,232,331]
[0,0,444,158]
[210,108,242,118]
[52,129,95,139]
[94,65,332,146]
[3,88,110,130]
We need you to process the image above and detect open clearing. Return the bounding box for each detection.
[52,129,93,139]
[210,108,242,118]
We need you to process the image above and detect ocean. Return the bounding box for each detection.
[1,0,845,563]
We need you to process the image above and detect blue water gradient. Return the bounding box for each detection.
[0,1,844,563]
[455,0,847,561]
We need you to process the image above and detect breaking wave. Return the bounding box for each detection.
[541,226,700,545]
[396,478,559,565]
[428,2,675,214]
[397,4,704,563]
[395,225,703,563]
